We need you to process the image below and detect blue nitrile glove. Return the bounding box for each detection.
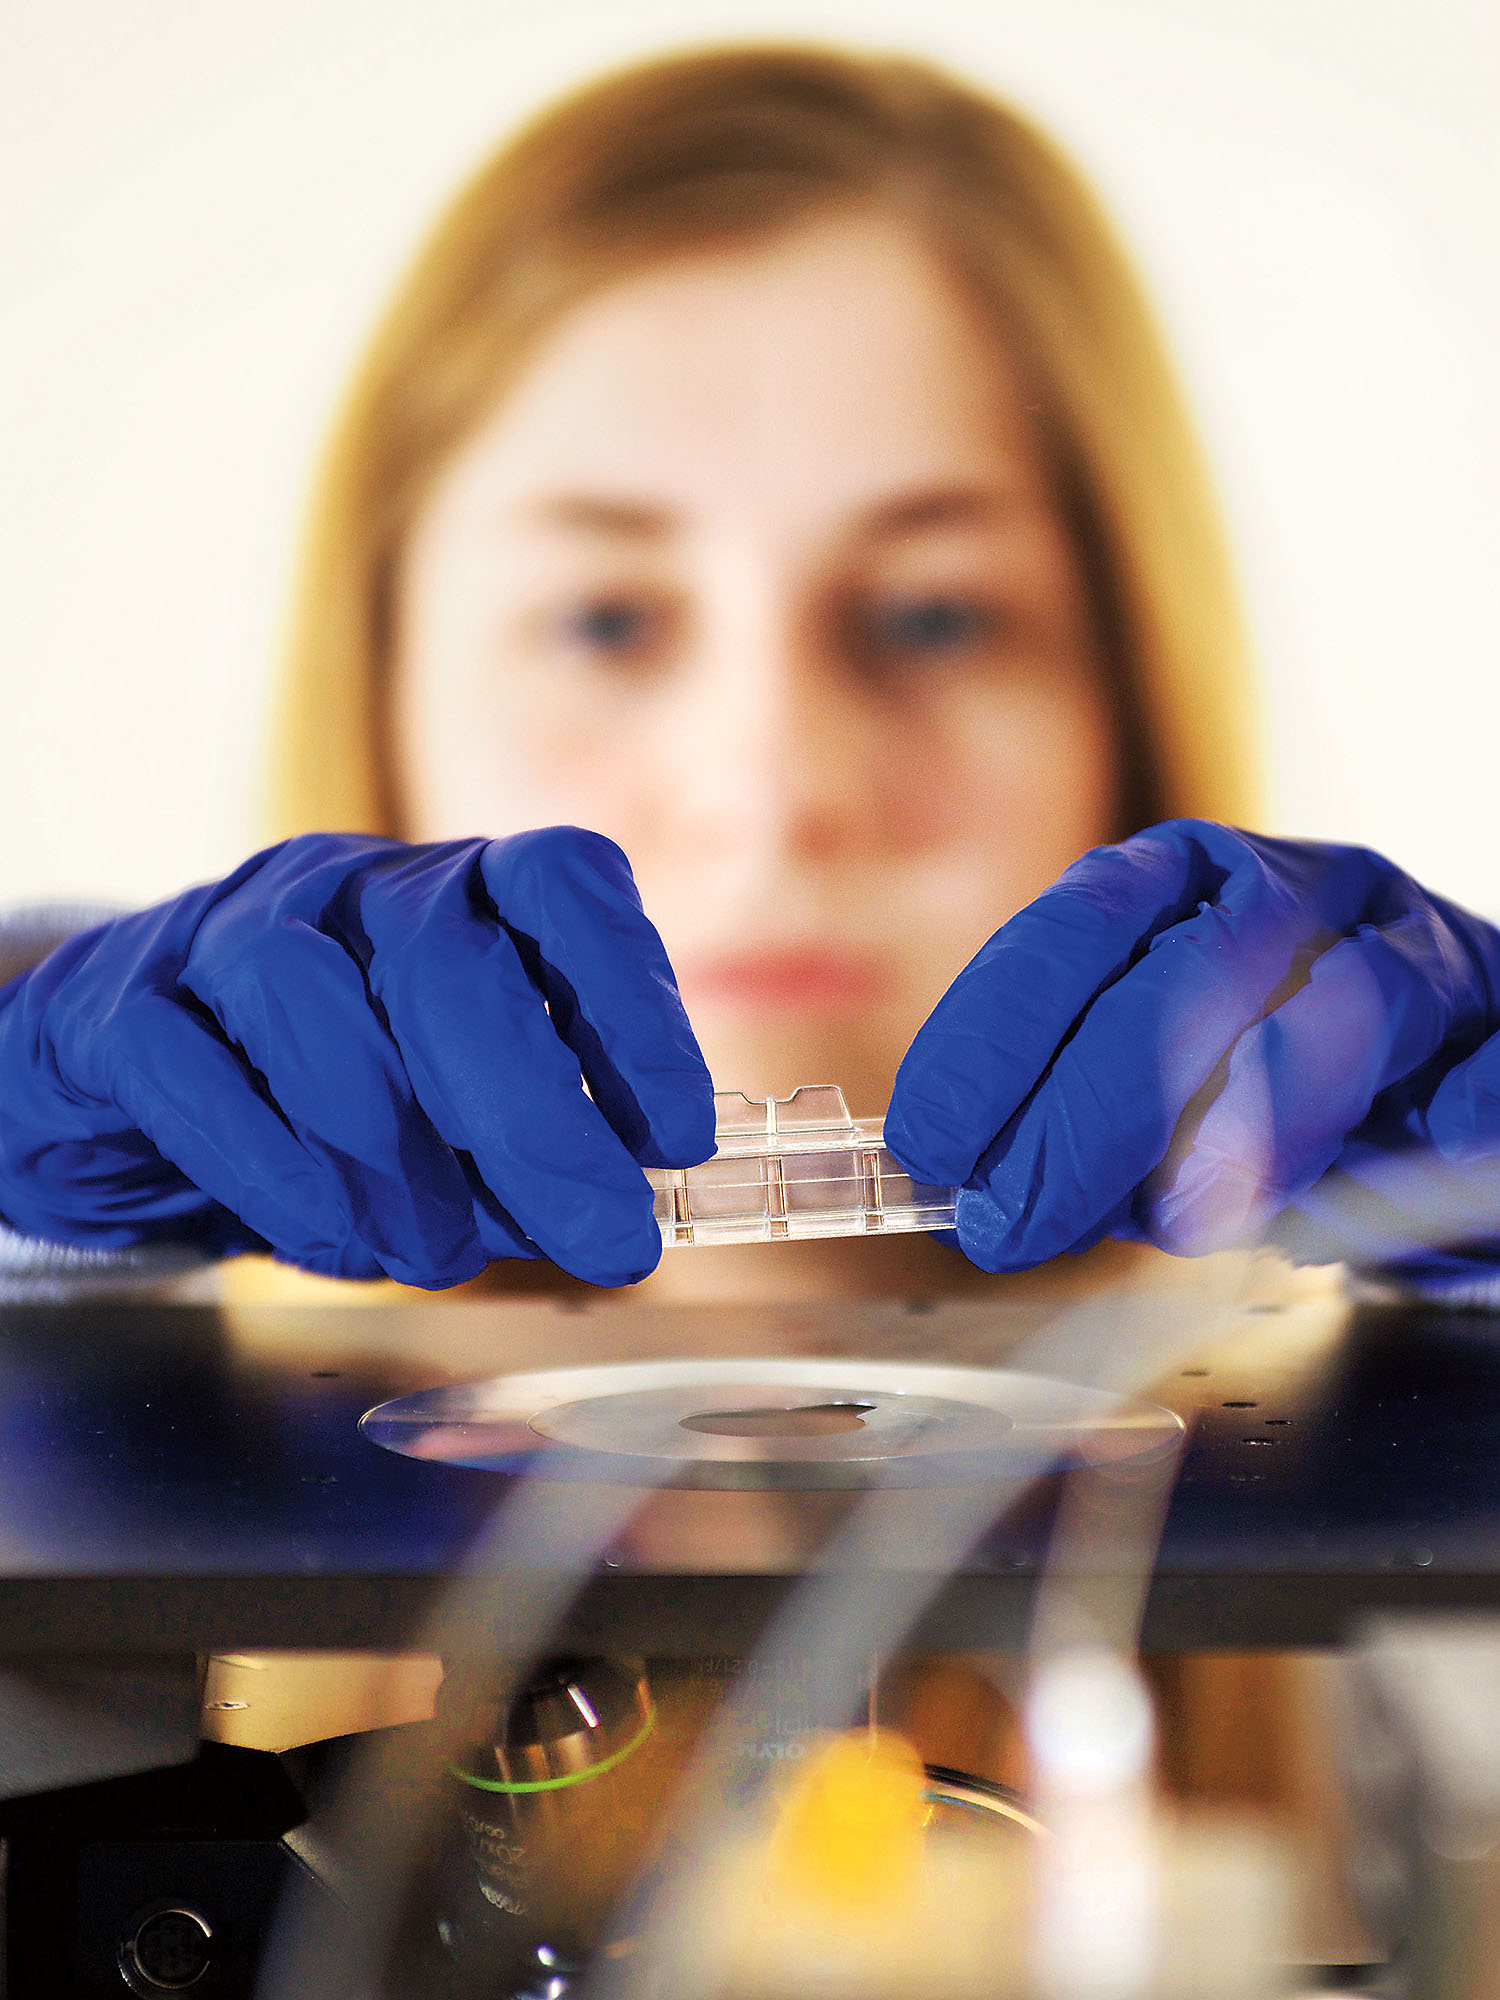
[885,819,1500,1274]
[0,829,714,1288]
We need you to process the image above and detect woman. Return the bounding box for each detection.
[3,39,1486,1887]
[3,44,1497,1308]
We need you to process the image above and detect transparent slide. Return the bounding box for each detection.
[645,1087,959,1249]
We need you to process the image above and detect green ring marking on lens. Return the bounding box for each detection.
[450,1701,657,1794]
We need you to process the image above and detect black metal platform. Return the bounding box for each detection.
[0,1287,1495,1655]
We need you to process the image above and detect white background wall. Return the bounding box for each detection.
[2,0,1497,911]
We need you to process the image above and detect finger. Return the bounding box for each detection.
[886,822,1390,1192]
[1423,1025,1500,1163]
[181,918,485,1290]
[477,827,715,1169]
[461,1157,546,1265]
[950,1185,1142,1275]
[1148,910,1479,1254]
[351,845,664,1286]
[100,993,386,1279]
[0,1112,267,1253]
[1268,1137,1500,1270]
[942,883,1361,1273]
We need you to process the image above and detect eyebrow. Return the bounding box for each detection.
[515,494,679,539]
[852,485,1016,539]
[511,481,1016,542]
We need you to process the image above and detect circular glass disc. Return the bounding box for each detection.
[359,1358,1182,1490]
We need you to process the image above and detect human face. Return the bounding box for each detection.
[394,211,1120,1117]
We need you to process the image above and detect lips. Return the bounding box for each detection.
[679,947,890,1013]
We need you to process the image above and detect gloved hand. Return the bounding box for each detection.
[0,829,714,1288]
[885,819,1500,1274]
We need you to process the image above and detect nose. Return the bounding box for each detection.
[658,568,890,871]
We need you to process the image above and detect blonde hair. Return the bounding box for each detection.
[267,42,1258,840]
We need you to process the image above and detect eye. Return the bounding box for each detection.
[558,594,666,662]
[857,593,997,664]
